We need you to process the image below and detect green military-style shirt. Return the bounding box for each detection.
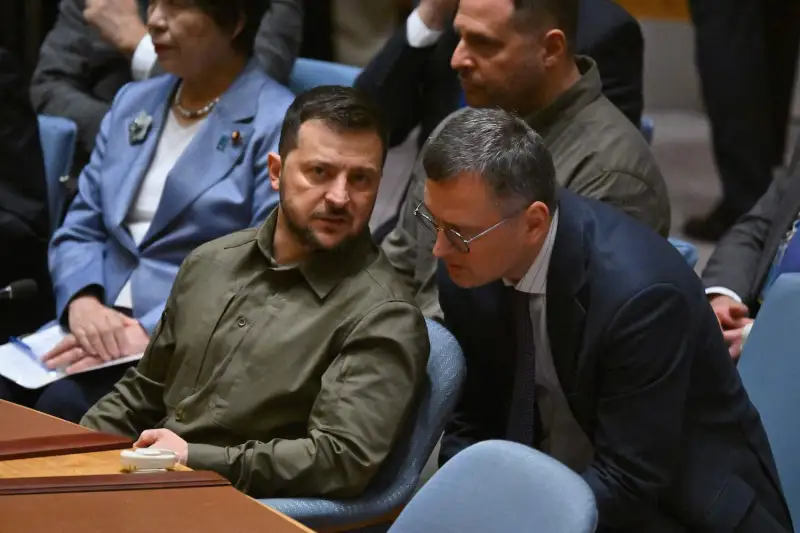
[381,56,671,321]
[82,210,430,498]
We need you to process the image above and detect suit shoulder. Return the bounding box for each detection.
[108,75,174,114]
[255,76,295,115]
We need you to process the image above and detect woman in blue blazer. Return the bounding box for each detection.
[0,0,294,422]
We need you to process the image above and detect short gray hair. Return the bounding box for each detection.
[422,108,557,212]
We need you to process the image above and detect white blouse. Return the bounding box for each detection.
[115,111,205,310]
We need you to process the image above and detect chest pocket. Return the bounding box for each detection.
[208,289,340,435]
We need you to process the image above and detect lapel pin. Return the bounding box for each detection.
[128,111,153,145]
[231,130,242,144]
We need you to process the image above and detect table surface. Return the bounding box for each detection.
[0,401,314,532]
[0,449,191,478]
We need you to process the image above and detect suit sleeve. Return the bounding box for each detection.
[30,0,112,154]
[187,302,429,498]
[253,0,303,84]
[701,176,789,304]
[590,17,644,127]
[80,261,183,437]
[0,49,49,239]
[355,26,437,147]
[48,85,132,323]
[582,284,695,530]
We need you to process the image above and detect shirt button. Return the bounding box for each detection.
[175,409,184,422]
[237,316,247,328]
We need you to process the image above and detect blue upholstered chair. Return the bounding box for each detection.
[737,273,800,525]
[37,115,77,234]
[668,238,699,268]
[261,319,467,532]
[640,116,655,144]
[288,58,363,95]
[388,440,598,533]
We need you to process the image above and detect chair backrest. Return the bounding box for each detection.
[388,440,597,533]
[668,237,699,268]
[37,115,77,235]
[261,319,466,531]
[288,58,363,95]
[738,273,800,525]
[640,116,655,144]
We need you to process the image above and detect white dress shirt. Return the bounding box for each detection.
[406,8,444,48]
[114,111,206,309]
[505,211,595,472]
[131,34,157,81]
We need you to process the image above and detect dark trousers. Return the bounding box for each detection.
[0,363,134,423]
[0,211,54,343]
[689,0,800,215]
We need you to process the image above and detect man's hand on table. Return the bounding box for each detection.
[135,429,189,465]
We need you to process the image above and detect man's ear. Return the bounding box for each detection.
[268,153,282,191]
[541,29,569,68]
[521,201,551,246]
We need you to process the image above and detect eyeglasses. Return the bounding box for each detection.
[413,202,516,253]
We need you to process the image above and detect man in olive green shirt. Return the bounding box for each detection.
[381,0,670,320]
[81,86,430,499]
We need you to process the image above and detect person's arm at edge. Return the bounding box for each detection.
[30,0,112,154]
[702,176,788,304]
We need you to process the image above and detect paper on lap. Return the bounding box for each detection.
[0,324,142,389]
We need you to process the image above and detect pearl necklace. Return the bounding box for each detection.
[174,82,220,119]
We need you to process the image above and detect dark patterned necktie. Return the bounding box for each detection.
[506,288,537,447]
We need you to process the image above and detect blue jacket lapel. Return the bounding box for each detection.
[140,61,265,246]
[109,80,174,251]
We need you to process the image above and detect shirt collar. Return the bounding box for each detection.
[504,210,559,294]
[256,208,376,299]
[525,56,602,136]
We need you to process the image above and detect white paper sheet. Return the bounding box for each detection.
[0,324,142,389]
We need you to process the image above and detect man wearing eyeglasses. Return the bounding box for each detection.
[431,107,792,533]
[378,0,669,321]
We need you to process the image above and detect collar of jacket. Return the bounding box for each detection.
[255,208,376,299]
[525,55,602,135]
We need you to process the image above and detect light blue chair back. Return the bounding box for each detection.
[37,115,77,234]
[641,116,655,144]
[288,58,363,95]
[738,273,800,525]
[388,440,597,533]
[261,319,467,531]
[668,238,699,268]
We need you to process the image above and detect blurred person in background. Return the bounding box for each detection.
[30,0,302,176]
[365,0,668,320]
[0,48,54,343]
[685,0,800,241]
[357,0,646,150]
[0,0,294,423]
[702,151,800,362]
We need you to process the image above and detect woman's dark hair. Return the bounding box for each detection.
[191,0,270,56]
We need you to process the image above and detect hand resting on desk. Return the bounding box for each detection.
[134,429,189,466]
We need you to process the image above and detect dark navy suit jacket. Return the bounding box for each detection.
[438,190,792,532]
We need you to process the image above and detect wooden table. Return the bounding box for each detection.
[0,449,191,478]
[0,401,314,533]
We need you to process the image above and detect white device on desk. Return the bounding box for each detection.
[120,448,178,473]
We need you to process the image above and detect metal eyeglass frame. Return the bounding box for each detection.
[413,202,516,253]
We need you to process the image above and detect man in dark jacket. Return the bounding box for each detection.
[0,48,54,342]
